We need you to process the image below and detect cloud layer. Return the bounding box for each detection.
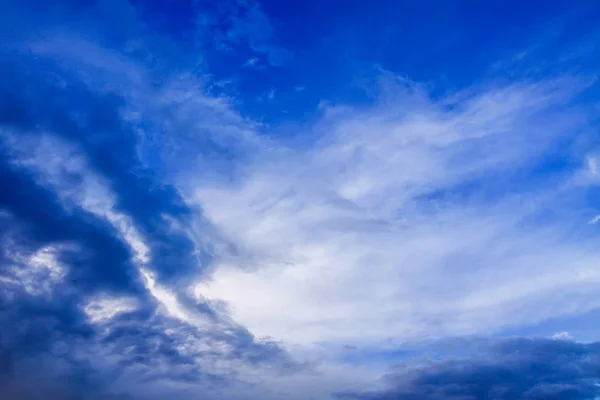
[2,1,600,399]
[195,75,600,347]
[337,338,600,400]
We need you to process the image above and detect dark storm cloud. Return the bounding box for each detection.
[0,158,145,294]
[336,338,600,400]
[0,1,296,398]
[0,49,203,283]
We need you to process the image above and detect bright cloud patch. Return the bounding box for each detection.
[84,296,138,323]
[2,244,68,298]
[195,77,600,346]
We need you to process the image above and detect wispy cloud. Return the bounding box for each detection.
[193,74,600,347]
[196,0,290,66]
[244,56,260,67]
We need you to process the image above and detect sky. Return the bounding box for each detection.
[2,0,600,399]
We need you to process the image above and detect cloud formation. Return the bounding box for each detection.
[195,0,291,66]
[337,338,600,400]
[195,74,600,346]
[0,1,301,398]
[2,1,600,399]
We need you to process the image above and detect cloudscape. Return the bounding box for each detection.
[2,1,600,399]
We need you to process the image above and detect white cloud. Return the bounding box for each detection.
[83,296,138,323]
[1,132,214,328]
[244,57,259,67]
[3,244,68,297]
[552,331,571,340]
[9,29,600,398]
[0,129,317,398]
[192,76,600,348]
[3,132,151,260]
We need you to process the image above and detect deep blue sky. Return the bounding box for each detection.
[2,1,600,399]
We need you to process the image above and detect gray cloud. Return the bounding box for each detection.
[337,338,600,400]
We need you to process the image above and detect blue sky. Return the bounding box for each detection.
[2,0,600,399]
